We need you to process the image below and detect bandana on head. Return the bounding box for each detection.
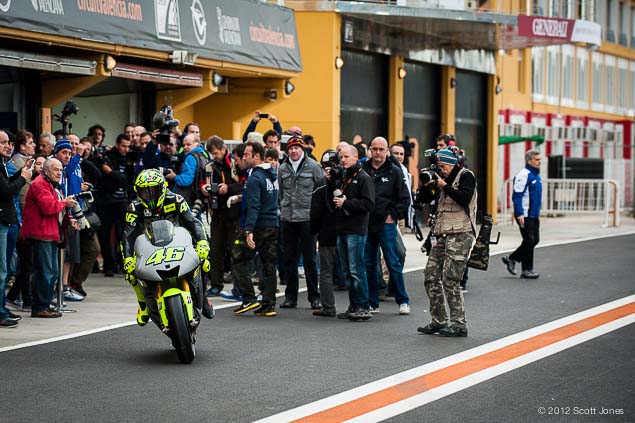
[437,147,457,165]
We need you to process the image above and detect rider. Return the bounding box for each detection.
[120,168,213,326]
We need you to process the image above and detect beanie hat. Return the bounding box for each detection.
[286,137,304,150]
[246,131,264,145]
[437,147,457,165]
[54,138,72,154]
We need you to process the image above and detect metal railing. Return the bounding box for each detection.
[500,178,621,227]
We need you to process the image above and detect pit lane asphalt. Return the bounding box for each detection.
[1,235,633,423]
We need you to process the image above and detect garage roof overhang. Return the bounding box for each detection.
[292,2,602,54]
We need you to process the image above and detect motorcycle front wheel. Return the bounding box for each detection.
[165,295,195,364]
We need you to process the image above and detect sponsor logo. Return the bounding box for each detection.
[30,0,64,15]
[531,18,568,38]
[381,177,389,182]
[155,0,181,42]
[0,0,10,13]
[191,0,206,46]
[77,0,143,22]
[217,6,242,46]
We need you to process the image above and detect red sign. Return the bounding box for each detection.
[518,15,574,40]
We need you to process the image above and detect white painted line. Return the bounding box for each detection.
[342,315,634,423]
[403,230,635,274]
[0,288,307,353]
[252,295,635,423]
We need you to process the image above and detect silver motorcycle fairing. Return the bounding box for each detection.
[134,222,199,282]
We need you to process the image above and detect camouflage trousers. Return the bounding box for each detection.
[232,227,278,307]
[423,232,474,329]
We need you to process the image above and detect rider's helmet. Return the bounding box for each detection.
[134,169,167,212]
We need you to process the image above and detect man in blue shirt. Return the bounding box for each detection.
[502,149,543,279]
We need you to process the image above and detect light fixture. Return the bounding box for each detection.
[104,55,117,72]
[264,89,278,101]
[212,71,224,87]
[284,80,295,96]
[398,67,407,79]
[450,77,457,89]
[495,76,502,95]
[335,56,344,69]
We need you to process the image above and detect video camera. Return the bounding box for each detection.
[69,191,94,230]
[53,100,79,135]
[419,148,440,185]
[152,105,180,145]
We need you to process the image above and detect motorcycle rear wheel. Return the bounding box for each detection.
[165,295,195,364]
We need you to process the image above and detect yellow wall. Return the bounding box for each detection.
[192,11,341,157]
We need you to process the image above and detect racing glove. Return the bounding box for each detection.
[123,256,136,275]
[195,240,210,261]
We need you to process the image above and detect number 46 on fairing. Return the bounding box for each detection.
[146,247,186,266]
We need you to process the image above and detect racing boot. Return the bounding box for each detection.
[126,274,149,327]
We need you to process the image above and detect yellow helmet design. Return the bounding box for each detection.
[134,169,167,212]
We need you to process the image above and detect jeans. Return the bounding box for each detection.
[31,240,60,312]
[6,223,18,278]
[365,223,410,309]
[509,217,540,271]
[0,225,11,319]
[7,239,34,307]
[337,234,369,310]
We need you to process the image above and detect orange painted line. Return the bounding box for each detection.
[293,302,635,423]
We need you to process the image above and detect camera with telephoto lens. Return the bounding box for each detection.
[69,191,94,230]
[152,105,180,145]
[419,149,440,185]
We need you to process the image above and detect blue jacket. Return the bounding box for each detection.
[512,164,542,219]
[175,146,205,188]
[242,164,279,231]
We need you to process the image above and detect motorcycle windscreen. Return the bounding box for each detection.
[135,225,200,281]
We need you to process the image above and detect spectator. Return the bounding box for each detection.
[201,136,242,297]
[38,132,55,157]
[0,129,32,327]
[242,111,282,142]
[232,141,280,317]
[94,133,132,276]
[265,148,279,168]
[21,158,77,318]
[310,150,341,317]
[7,155,45,313]
[418,147,476,337]
[390,142,414,228]
[264,129,285,161]
[363,137,412,315]
[87,124,106,148]
[166,134,208,206]
[302,134,317,161]
[131,125,146,149]
[142,132,180,179]
[332,144,375,321]
[502,149,543,279]
[123,123,135,141]
[278,136,324,310]
[54,136,85,302]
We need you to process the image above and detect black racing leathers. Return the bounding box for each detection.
[120,190,207,259]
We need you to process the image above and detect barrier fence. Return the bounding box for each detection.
[500,178,621,227]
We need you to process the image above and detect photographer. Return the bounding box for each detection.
[142,132,180,182]
[331,144,375,321]
[165,134,208,207]
[94,133,132,276]
[242,110,283,142]
[418,147,476,338]
[200,136,242,297]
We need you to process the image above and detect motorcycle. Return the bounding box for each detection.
[134,219,205,364]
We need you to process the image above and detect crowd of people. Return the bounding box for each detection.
[0,111,484,338]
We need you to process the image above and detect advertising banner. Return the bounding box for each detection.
[0,0,302,72]
[517,15,601,47]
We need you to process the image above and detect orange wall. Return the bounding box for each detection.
[192,11,341,158]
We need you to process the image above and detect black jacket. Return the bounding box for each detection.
[96,149,131,204]
[310,178,337,246]
[362,159,410,233]
[206,151,242,220]
[331,164,374,236]
[0,161,26,225]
